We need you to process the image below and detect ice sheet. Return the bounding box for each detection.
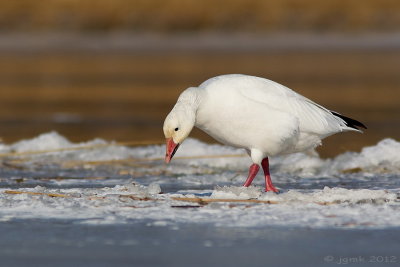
[0,132,399,229]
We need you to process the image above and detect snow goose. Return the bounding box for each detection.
[163,74,366,192]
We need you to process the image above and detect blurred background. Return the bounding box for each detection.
[0,0,399,157]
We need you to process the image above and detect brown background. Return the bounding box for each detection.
[0,0,399,157]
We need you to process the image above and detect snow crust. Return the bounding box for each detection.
[0,132,399,229]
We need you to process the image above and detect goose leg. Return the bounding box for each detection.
[243,164,260,187]
[261,157,279,192]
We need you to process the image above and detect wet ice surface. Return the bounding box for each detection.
[0,132,399,266]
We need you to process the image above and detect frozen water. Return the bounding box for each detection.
[0,131,399,229]
[0,132,399,266]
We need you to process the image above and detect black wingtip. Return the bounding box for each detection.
[331,111,367,130]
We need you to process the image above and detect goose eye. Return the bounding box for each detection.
[174,127,179,131]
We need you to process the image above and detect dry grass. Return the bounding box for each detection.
[1,0,399,32]
[4,190,71,198]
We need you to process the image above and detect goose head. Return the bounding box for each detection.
[163,106,195,163]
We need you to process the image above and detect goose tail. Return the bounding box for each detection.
[331,111,367,132]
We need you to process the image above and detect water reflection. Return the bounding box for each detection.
[0,37,399,157]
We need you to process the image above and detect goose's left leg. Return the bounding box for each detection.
[243,164,260,187]
[261,157,279,193]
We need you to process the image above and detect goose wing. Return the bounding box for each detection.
[237,76,364,137]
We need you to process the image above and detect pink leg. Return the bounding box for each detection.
[243,164,260,187]
[261,158,279,193]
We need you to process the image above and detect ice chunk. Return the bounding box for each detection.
[11,131,72,152]
[147,183,162,194]
[259,187,398,204]
[271,138,400,175]
[110,183,161,197]
[2,132,400,175]
[327,138,400,174]
[211,186,263,199]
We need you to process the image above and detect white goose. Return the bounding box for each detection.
[163,74,366,192]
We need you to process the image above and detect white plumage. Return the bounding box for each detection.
[163,74,366,192]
